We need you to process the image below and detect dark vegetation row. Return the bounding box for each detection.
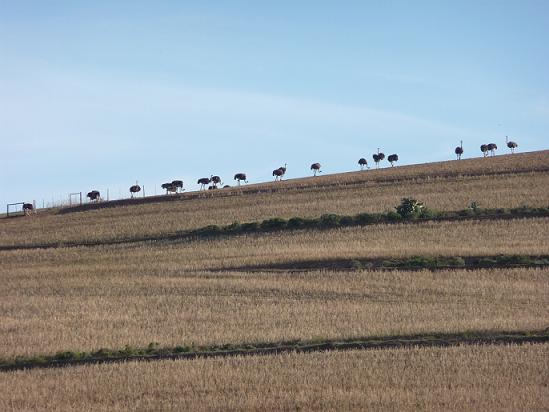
[2,201,548,251]
[228,255,549,272]
[2,329,547,373]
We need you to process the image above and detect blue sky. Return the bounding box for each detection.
[1,1,548,207]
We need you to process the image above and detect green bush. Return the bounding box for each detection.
[355,213,378,225]
[419,208,439,219]
[445,256,466,266]
[319,213,341,227]
[195,225,221,235]
[349,260,364,271]
[261,217,287,230]
[339,215,355,226]
[241,222,260,232]
[386,211,402,222]
[224,221,242,233]
[287,217,308,229]
[53,351,76,361]
[395,198,425,218]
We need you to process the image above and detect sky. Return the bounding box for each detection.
[1,0,548,207]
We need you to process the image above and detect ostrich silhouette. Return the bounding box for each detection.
[455,140,463,160]
[234,173,247,185]
[310,163,322,176]
[197,177,211,190]
[506,136,518,153]
[273,164,287,181]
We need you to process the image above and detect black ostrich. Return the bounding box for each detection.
[358,158,368,170]
[161,183,177,194]
[455,140,464,160]
[373,149,385,168]
[234,173,247,185]
[480,144,489,158]
[487,143,497,156]
[197,177,211,190]
[87,190,101,202]
[23,203,34,215]
[310,162,322,176]
[388,154,399,167]
[210,175,222,188]
[171,180,184,193]
[129,183,141,198]
[506,136,518,154]
[272,164,287,181]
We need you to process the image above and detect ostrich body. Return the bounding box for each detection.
[480,144,489,157]
[210,175,222,188]
[310,163,322,176]
[487,143,497,156]
[23,203,34,215]
[161,183,177,194]
[373,150,385,168]
[129,184,141,198]
[273,164,287,181]
[87,190,101,202]
[234,173,247,185]
[388,154,399,167]
[171,180,184,192]
[358,158,368,170]
[197,177,211,190]
[506,136,518,153]
[455,140,463,160]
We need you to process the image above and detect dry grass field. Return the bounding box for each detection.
[1,344,547,411]
[1,152,548,409]
[2,216,546,270]
[1,264,547,358]
[1,152,548,247]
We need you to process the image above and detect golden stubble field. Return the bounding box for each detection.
[1,151,548,247]
[1,152,548,410]
[2,217,546,270]
[1,261,547,357]
[1,344,547,411]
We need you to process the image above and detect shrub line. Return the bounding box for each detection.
[1,206,548,251]
[1,329,547,373]
[225,255,549,272]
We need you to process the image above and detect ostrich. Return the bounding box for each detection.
[310,163,322,176]
[455,140,463,160]
[506,136,518,153]
[210,175,222,188]
[480,144,489,158]
[388,154,399,167]
[197,177,211,190]
[171,180,184,193]
[129,183,141,198]
[23,203,34,215]
[273,164,287,181]
[87,190,101,202]
[358,158,368,170]
[373,149,385,168]
[487,143,497,156]
[161,183,177,194]
[234,173,247,185]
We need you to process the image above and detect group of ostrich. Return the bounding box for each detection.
[455,136,518,160]
[82,137,519,203]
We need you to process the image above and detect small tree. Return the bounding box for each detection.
[395,198,425,218]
